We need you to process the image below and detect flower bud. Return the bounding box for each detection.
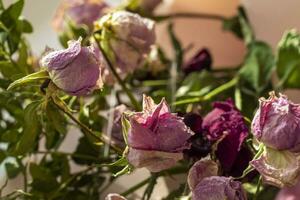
[52,0,108,32]
[41,39,103,96]
[252,92,300,152]
[97,11,156,73]
[188,158,218,191]
[251,146,300,188]
[192,176,247,200]
[105,193,127,200]
[126,95,193,172]
[184,48,212,74]
[202,99,248,172]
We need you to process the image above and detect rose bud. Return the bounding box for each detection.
[105,193,127,200]
[276,180,300,200]
[202,99,248,172]
[97,11,156,73]
[252,92,300,152]
[184,48,212,75]
[191,176,247,200]
[41,39,103,96]
[187,158,218,191]
[126,95,194,172]
[52,0,108,33]
[251,146,300,188]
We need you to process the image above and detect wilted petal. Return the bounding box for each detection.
[188,158,218,190]
[251,146,300,188]
[252,92,300,152]
[184,48,212,74]
[127,148,182,172]
[276,180,300,200]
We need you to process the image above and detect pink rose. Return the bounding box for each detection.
[126,95,193,172]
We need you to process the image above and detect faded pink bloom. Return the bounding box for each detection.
[252,92,300,152]
[126,95,193,172]
[251,146,300,188]
[52,0,108,32]
[41,39,103,96]
[97,11,156,73]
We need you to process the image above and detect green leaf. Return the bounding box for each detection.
[0,61,19,78]
[0,0,24,25]
[239,41,275,93]
[29,163,59,193]
[46,102,67,135]
[276,29,300,88]
[223,6,254,45]
[7,69,49,90]
[168,23,183,70]
[121,115,130,146]
[5,162,21,179]
[14,101,41,155]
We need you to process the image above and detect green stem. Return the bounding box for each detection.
[51,96,123,155]
[253,176,262,200]
[174,77,238,106]
[93,35,141,111]
[152,12,227,22]
[121,177,150,197]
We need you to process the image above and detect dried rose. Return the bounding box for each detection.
[184,48,212,74]
[126,95,193,172]
[251,146,300,188]
[202,99,248,172]
[252,92,300,152]
[97,11,156,73]
[41,39,103,96]
[105,193,127,200]
[187,158,218,191]
[192,176,247,200]
[52,0,108,32]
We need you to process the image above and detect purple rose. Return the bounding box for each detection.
[97,11,156,73]
[52,0,108,32]
[187,158,218,191]
[126,95,193,172]
[252,92,300,152]
[41,39,103,96]
[202,99,248,172]
[192,176,247,200]
[251,146,300,188]
[184,48,212,74]
[105,193,127,200]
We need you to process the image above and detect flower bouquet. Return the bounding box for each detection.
[1,0,300,199]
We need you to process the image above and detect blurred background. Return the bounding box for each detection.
[1,0,300,198]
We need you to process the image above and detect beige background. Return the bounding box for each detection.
[1,0,300,199]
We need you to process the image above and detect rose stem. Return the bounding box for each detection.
[51,96,123,155]
[152,12,226,22]
[93,35,141,111]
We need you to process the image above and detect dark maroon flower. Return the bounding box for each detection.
[183,113,203,134]
[202,99,248,172]
[184,48,212,74]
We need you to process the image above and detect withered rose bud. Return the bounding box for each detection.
[52,0,108,32]
[126,95,193,172]
[184,48,212,74]
[97,11,156,74]
[41,39,103,96]
[187,158,218,191]
[202,99,248,172]
[252,92,300,152]
[105,193,127,200]
[251,146,300,188]
[192,176,247,200]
